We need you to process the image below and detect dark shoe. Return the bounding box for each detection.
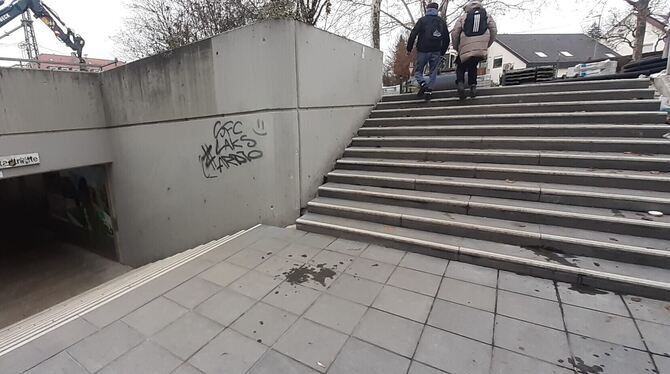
[424,89,433,102]
[457,82,466,100]
[469,84,477,98]
[417,83,427,98]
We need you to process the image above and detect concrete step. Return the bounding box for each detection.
[350,137,670,154]
[370,100,661,118]
[326,169,670,212]
[382,89,658,110]
[364,111,667,126]
[343,147,670,171]
[296,213,670,300]
[317,183,670,240]
[357,124,670,138]
[335,158,670,192]
[376,89,656,110]
[381,78,652,102]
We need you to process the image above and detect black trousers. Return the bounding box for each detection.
[456,56,481,86]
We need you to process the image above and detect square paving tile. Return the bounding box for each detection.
[408,361,448,374]
[437,278,496,312]
[227,249,274,269]
[372,285,434,323]
[24,352,89,374]
[490,347,573,374]
[228,270,283,299]
[67,321,144,373]
[173,363,205,374]
[387,267,442,297]
[428,299,494,344]
[655,354,670,374]
[255,255,305,277]
[277,243,322,261]
[498,271,557,301]
[189,329,267,374]
[247,237,291,253]
[329,337,410,374]
[309,250,355,272]
[562,304,645,350]
[231,302,298,346]
[326,273,384,306]
[494,316,571,368]
[262,283,321,314]
[98,341,182,374]
[198,262,249,287]
[122,296,188,337]
[569,333,656,374]
[194,288,256,326]
[637,320,670,356]
[361,245,406,265]
[165,277,222,309]
[151,312,223,360]
[344,257,395,283]
[304,294,367,334]
[497,290,564,330]
[274,318,348,373]
[399,253,448,275]
[556,282,629,316]
[445,262,498,288]
[624,295,670,326]
[326,238,369,255]
[248,350,319,374]
[296,233,337,249]
[353,308,423,357]
[415,326,492,374]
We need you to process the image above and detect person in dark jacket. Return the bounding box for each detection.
[407,2,450,100]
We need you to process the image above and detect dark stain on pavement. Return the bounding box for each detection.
[569,357,604,373]
[522,245,578,267]
[283,263,336,287]
[569,283,609,295]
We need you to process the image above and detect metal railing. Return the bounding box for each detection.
[0,56,121,72]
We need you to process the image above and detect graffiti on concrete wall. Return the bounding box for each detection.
[198,119,268,179]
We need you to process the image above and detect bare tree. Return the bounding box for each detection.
[117,0,333,59]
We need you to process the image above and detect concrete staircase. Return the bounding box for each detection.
[297,78,670,300]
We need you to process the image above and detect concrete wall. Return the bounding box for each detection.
[0,20,382,266]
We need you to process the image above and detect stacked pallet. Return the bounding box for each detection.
[502,66,555,86]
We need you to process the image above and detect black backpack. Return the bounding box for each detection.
[423,17,445,42]
[463,8,488,37]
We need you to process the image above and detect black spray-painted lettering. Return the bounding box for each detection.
[199,119,267,179]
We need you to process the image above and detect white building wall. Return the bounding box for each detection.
[487,42,527,85]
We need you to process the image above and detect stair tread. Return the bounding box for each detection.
[360,123,670,129]
[337,158,670,180]
[298,213,670,286]
[372,98,661,114]
[376,89,656,107]
[320,182,670,225]
[353,136,670,144]
[381,78,652,101]
[346,147,670,161]
[309,196,670,252]
[365,111,665,120]
[328,169,670,202]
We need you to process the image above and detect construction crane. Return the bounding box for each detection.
[0,0,85,61]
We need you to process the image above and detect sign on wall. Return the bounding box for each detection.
[0,153,41,170]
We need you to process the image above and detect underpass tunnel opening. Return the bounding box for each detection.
[0,164,130,328]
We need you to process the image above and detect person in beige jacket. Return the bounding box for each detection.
[451,1,497,99]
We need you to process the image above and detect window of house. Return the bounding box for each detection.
[493,57,503,68]
[560,51,573,57]
[534,51,548,58]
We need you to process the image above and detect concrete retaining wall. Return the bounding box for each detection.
[0,20,382,266]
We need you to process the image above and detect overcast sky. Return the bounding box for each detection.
[0,0,632,63]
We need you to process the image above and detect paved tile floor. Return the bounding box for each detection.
[3,225,670,374]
